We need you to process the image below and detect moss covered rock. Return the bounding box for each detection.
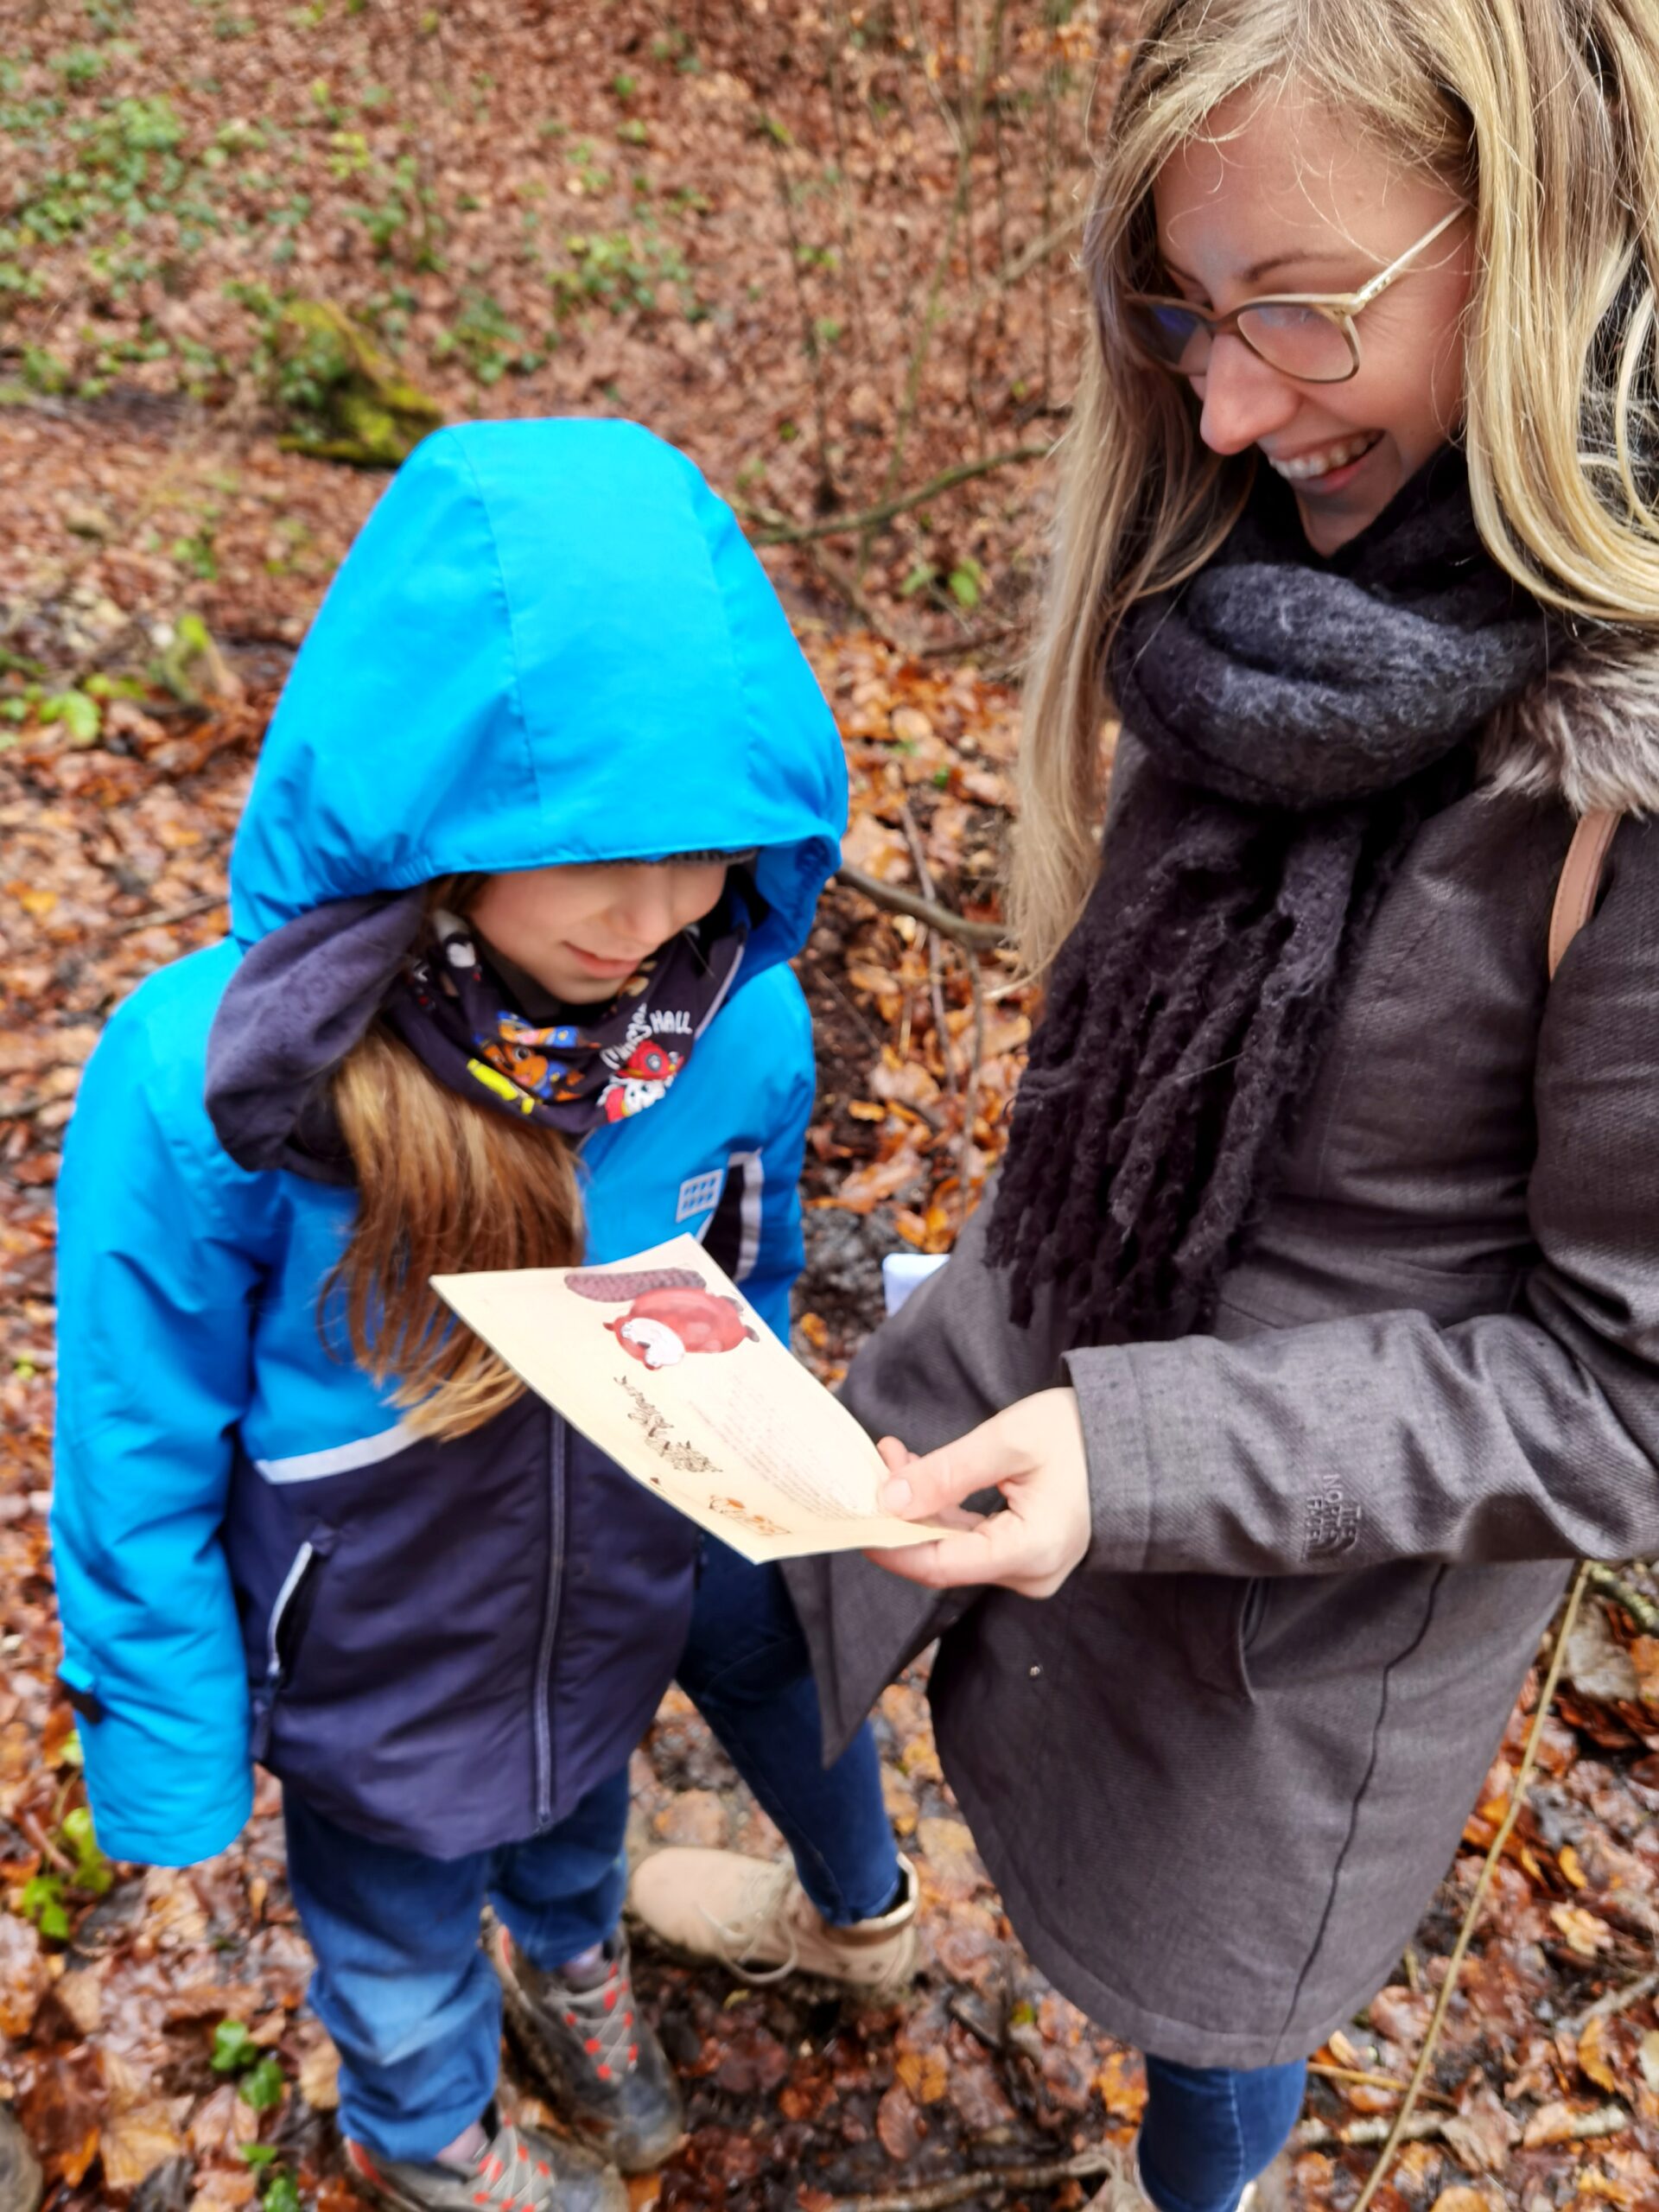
[269,300,444,467]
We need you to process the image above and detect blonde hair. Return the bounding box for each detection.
[328,880,582,1440]
[1014,0,1659,976]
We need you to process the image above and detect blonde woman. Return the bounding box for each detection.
[631,2,1659,2202]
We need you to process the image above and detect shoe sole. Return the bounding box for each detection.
[490,1929,686,2176]
[341,2144,452,2212]
[344,2135,632,2212]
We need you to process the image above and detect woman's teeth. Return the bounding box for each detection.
[1268,434,1381,483]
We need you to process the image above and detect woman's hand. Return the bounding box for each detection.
[866,1387,1090,1599]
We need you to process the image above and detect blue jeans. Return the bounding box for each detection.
[1140,2055,1306,2212]
[285,1773,631,2161]
[676,1535,901,1923]
[287,1542,1304,2196]
[283,1537,897,2160]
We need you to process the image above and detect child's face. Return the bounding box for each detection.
[471,860,728,1003]
[1151,82,1474,555]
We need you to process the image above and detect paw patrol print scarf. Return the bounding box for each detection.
[383,893,751,1137]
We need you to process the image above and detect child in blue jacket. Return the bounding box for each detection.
[51,421,910,2212]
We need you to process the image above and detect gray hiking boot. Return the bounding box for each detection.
[343,2113,626,2212]
[0,2109,40,2212]
[488,1917,683,2173]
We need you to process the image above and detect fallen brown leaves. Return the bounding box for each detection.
[4,8,1659,2209]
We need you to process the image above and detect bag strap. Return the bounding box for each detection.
[1548,807,1621,981]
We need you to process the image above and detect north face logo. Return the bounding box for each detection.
[1304,1486,1361,1560]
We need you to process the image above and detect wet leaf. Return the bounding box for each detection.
[895,2046,947,2105]
[100,2099,188,2195]
[1440,2079,1516,2172]
[875,2081,925,2163]
[0,1913,48,2036]
[1551,1903,1617,1957]
[1580,2012,1624,2093]
[1564,1607,1642,1704]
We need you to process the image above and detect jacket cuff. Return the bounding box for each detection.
[87,1778,254,1870]
[1062,1338,1221,1577]
[74,1693,254,1868]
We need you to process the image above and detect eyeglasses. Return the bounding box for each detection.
[1122,204,1468,385]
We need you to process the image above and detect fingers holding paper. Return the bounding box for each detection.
[865,1387,1091,1599]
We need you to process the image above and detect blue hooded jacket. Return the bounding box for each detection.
[52,421,846,1866]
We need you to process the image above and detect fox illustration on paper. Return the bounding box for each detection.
[566,1265,758,1372]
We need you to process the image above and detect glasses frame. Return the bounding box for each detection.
[1122,203,1470,385]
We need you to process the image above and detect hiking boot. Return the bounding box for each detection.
[343,2113,626,2212]
[488,1917,683,2173]
[626,1848,919,1993]
[0,2108,41,2212]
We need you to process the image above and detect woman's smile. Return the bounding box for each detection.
[1264,430,1383,487]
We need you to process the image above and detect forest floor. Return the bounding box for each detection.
[4,5,1659,2210]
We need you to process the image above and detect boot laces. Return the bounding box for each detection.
[467,2121,562,2211]
[546,1946,640,2079]
[696,1860,802,1986]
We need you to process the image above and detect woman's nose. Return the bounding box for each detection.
[1194,333,1300,456]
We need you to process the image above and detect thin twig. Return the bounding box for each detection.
[105,890,227,938]
[957,931,986,1225]
[898,800,957,1097]
[821,1,873,364]
[1586,1562,1659,1635]
[1306,2063,1408,2095]
[803,542,920,658]
[859,0,1007,576]
[829,2148,1110,2212]
[1565,1968,1659,2037]
[752,444,1048,549]
[1351,1563,1592,2212]
[836,864,1006,948]
[996,207,1084,291]
[1301,2102,1629,2152]
[911,617,1024,663]
[750,98,836,503]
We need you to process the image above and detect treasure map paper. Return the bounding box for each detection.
[432,1235,953,1563]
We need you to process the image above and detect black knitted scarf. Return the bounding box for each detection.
[988,450,1559,1346]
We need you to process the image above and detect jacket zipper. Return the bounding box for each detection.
[532,1414,567,1829]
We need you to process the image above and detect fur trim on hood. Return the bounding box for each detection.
[1483,626,1659,817]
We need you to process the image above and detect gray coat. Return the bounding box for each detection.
[787,661,1659,2070]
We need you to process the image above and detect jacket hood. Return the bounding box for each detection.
[228,419,847,969]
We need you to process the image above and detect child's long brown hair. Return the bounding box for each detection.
[327,879,583,1440]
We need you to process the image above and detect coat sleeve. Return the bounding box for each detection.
[52,989,263,1865]
[1065,816,1659,1580]
[734,974,816,1346]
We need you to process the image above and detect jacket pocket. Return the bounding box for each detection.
[251,1530,335,1759]
[1176,1573,1266,1701]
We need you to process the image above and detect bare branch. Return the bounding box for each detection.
[995,206,1084,290]
[829,2148,1110,2212]
[750,443,1048,548]
[835,864,1007,949]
